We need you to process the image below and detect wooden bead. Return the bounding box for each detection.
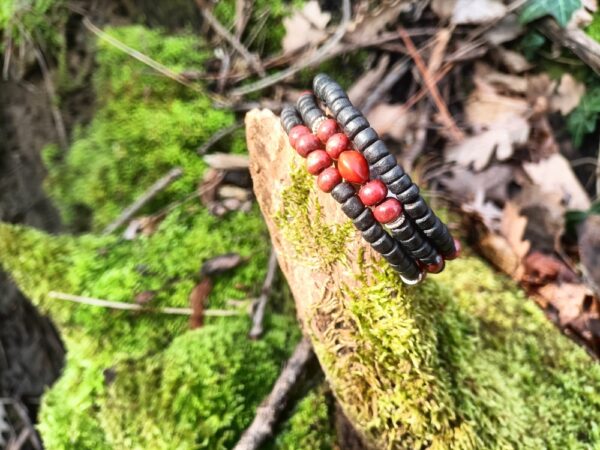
[358,180,387,206]
[317,118,339,143]
[353,127,378,151]
[338,151,369,184]
[331,182,355,203]
[306,150,332,175]
[317,167,342,192]
[325,133,350,159]
[288,125,310,147]
[445,238,461,260]
[426,255,445,273]
[373,198,402,223]
[294,133,322,157]
[343,116,369,139]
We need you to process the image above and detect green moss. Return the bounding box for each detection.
[276,168,600,449]
[586,11,600,42]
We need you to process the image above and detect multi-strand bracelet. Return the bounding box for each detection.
[280,74,459,284]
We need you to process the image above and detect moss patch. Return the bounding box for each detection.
[277,167,600,450]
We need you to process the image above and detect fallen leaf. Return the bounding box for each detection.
[203,153,249,170]
[500,201,531,278]
[200,253,244,276]
[348,55,390,107]
[442,164,514,205]
[550,73,586,115]
[465,78,530,129]
[479,233,522,276]
[578,215,600,297]
[347,2,408,41]
[462,190,504,230]
[189,277,213,329]
[523,153,591,210]
[537,282,590,326]
[282,1,330,53]
[484,14,524,44]
[496,47,533,73]
[524,251,577,284]
[452,0,507,24]
[366,103,412,142]
[431,0,457,20]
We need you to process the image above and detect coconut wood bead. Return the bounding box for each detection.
[337,106,362,126]
[343,116,369,139]
[331,182,356,203]
[353,128,379,152]
[362,141,389,165]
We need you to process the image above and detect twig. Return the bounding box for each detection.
[102,167,183,235]
[405,101,432,172]
[233,338,317,450]
[399,27,464,142]
[3,398,41,450]
[362,56,411,115]
[249,248,278,339]
[197,2,265,76]
[228,0,351,97]
[48,291,242,316]
[235,0,253,39]
[197,122,243,155]
[81,17,200,91]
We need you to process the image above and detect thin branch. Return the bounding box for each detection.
[102,167,183,235]
[228,0,351,97]
[399,27,464,142]
[197,2,265,76]
[249,248,278,339]
[362,56,411,115]
[233,338,317,450]
[48,291,242,316]
[81,17,200,91]
[197,122,243,155]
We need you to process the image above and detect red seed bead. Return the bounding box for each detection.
[288,125,310,147]
[295,133,322,158]
[325,133,350,160]
[373,198,403,224]
[358,180,388,206]
[445,238,462,260]
[317,167,342,192]
[337,150,369,184]
[317,118,339,144]
[306,150,333,175]
[426,255,445,274]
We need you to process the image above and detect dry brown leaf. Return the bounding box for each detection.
[479,233,522,276]
[465,79,529,129]
[442,164,514,205]
[431,0,457,20]
[484,14,524,45]
[348,55,390,107]
[550,73,586,115]
[578,215,600,297]
[203,153,249,170]
[189,277,213,329]
[496,47,533,73]
[500,202,531,279]
[524,251,577,284]
[537,282,591,326]
[347,2,407,41]
[523,154,591,210]
[282,1,330,53]
[200,253,244,277]
[452,0,507,24]
[366,103,412,142]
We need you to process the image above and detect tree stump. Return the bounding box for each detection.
[246,109,600,449]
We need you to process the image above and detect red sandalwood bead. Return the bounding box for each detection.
[306,150,332,175]
[325,133,350,159]
[295,133,322,158]
[337,150,369,184]
[426,255,445,274]
[358,180,388,206]
[317,167,342,192]
[317,118,339,143]
[288,125,310,147]
[373,198,403,223]
[445,238,462,260]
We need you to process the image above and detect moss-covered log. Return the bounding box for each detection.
[246,109,600,450]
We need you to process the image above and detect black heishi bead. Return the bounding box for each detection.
[423,220,445,239]
[341,196,366,219]
[353,128,379,151]
[324,87,347,105]
[331,182,355,203]
[337,106,362,126]
[280,106,302,133]
[380,166,406,185]
[383,245,419,275]
[415,210,437,229]
[396,184,420,203]
[412,241,434,259]
[363,141,389,165]
[371,154,397,177]
[371,233,395,254]
[352,208,375,231]
[420,250,440,266]
[362,223,385,243]
[330,97,352,116]
[321,79,343,96]
[389,263,420,280]
[403,198,429,219]
[343,116,369,139]
[396,231,422,251]
[297,97,318,115]
[387,173,412,194]
[302,108,325,129]
[313,73,332,97]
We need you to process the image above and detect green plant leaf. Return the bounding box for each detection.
[520,0,581,27]
[567,86,600,147]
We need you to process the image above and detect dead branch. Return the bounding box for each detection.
[48,291,242,317]
[233,338,317,450]
[197,2,265,76]
[228,0,351,97]
[197,122,243,155]
[362,56,411,115]
[538,18,600,75]
[102,167,183,235]
[249,248,278,339]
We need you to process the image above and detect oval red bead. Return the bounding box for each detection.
[445,238,461,260]
[325,133,350,160]
[317,119,339,144]
[288,125,310,147]
[295,133,322,158]
[426,255,445,274]
[306,150,333,175]
[372,198,403,223]
[358,180,388,206]
[317,167,342,192]
[337,150,369,184]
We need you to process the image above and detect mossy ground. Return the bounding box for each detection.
[278,168,600,450]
